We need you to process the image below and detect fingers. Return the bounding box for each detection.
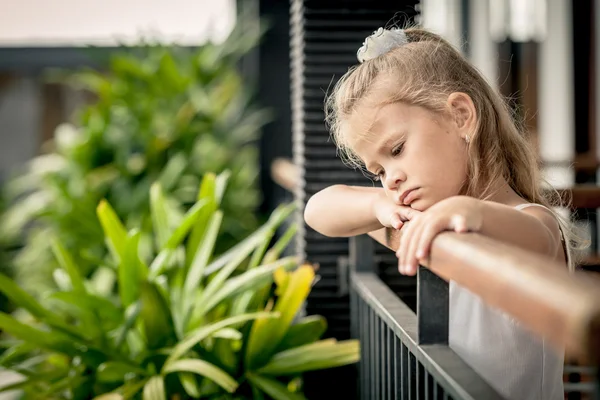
[389,213,404,230]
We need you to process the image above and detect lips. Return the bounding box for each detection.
[398,188,419,205]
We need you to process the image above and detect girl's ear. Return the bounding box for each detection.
[446,92,476,135]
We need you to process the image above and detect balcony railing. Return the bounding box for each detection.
[348,231,600,400]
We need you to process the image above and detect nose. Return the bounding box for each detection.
[383,170,404,191]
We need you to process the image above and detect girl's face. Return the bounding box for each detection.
[349,99,472,211]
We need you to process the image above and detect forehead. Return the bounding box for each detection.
[344,102,411,148]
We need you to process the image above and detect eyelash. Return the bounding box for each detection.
[370,143,405,182]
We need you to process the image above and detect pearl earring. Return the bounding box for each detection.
[464,135,470,144]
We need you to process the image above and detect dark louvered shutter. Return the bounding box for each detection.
[290,1,419,398]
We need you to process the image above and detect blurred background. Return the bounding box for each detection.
[0,0,598,399]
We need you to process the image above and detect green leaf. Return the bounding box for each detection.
[179,373,200,398]
[0,272,57,321]
[97,200,128,262]
[51,239,85,293]
[195,226,286,320]
[256,340,360,375]
[0,342,37,366]
[158,152,187,192]
[203,203,295,276]
[163,359,238,393]
[163,198,209,250]
[184,210,223,296]
[165,311,277,366]
[140,282,176,350]
[97,361,147,383]
[0,272,84,340]
[150,183,171,249]
[196,256,298,321]
[247,374,307,400]
[0,311,80,358]
[115,301,141,348]
[245,264,314,369]
[276,315,327,352]
[263,223,297,264]
[93,379,147,400]
[142,376,165,400]
[186,173,217,265]
[148,248,176,280]
[214,170,231,205]
[0,378,36,394]
[119,230,145,307]
[212,328,242,341]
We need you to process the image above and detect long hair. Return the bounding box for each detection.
[325,27,582,271]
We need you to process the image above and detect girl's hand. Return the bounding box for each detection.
[372,191,420,230]
[396,196,483,275]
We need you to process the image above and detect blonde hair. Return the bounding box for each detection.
[325,27,583,271]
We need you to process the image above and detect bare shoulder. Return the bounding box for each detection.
[515,204,564,258]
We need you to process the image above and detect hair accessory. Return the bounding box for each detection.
[357,27,409,63]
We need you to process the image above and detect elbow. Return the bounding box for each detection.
[303,191,337,237]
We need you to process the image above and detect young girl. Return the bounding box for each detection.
[304,27,574,399]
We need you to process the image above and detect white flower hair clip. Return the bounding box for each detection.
[357,27,409,63]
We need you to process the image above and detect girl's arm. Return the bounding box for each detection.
[304,185,384,237]
[397,196,564,275]
[304,185,418,237]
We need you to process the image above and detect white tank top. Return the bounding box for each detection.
[449,203,565,400]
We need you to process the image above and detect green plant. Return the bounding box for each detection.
[0,19,270,295]
[0,177,359,399]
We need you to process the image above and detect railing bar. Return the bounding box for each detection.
[434,382,438,400]
[376,314,380,400]
[387,326,392,400]
[416,359,419,400]
[402,344,409,400]
[360,298,367,400]
[370,307,375,400]
[394,337,400,400]
[425,371,429,400]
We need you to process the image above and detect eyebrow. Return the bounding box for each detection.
[364,131,407,171]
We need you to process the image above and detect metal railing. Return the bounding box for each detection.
[348,232,600,400]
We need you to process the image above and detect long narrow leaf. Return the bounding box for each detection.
[202,203,296,276]
[93,379,147,400]
[119,230,144,308]
[142,376,165,400]
[150,183,171,249]
[247,374,307,400]
[51,239,85,293]
[0,273,84,340]
[97,361,147,383]
[165,311,277,366]
[0,312,82,358]
[195,225,280,316]
[196,257,298,321]
[164,199,208,250]
[214,170,230,205]
[163,359,238,393]
[256,340,360,375]
[97,200,127,262]
[178,373,200,398]
[275,315,327,352]
[245,264,314,369]
[263,223,298,264]
[186,173,217,265]
[183,210,223,296]
[140,282,175,350]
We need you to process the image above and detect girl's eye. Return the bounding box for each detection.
[391,143,404,157]
[372,170,385,182]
